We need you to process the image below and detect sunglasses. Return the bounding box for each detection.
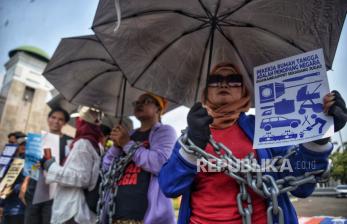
[207,74,243,87]
[132,97,157,107]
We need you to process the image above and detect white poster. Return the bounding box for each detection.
[41,132,60,163]
[253,49,334,149]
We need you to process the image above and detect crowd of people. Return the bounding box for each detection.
[0,63,346,224]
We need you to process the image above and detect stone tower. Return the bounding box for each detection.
[0,46,53,148]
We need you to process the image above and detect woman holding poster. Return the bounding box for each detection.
[41,107,103,224]
[159,62,347,224]
[0,137,26,224]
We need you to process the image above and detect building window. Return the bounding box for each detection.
[23,86,35,102]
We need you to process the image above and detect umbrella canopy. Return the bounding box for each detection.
[47,94,78,114]
[47,94,134,130]
[43,35,177,116]
[92,0,347,107]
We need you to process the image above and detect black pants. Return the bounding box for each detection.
[2,215,25,224]
[64,219,77,224]
[24,200,53,224]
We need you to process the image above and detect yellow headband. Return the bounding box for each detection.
[144,93,168,115]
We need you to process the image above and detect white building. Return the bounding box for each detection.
[0,46,74,148]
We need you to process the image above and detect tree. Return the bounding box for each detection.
[330,150,347,184]
[336,141,347,153]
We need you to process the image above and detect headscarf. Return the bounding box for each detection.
[71,107,104,150]
[202,62,251,129]
[71,118,103,150]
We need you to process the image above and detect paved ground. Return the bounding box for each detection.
[292,196,347,217]
[173,196,347,223]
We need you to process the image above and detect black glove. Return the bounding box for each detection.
[329,90,347,132]
[313,90,347,145]
[187,102,213,149]
[312,137,330,145]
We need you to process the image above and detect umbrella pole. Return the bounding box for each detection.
[193,29,212,102]
[203,25,216,101]
[115,80,121,119]
[119,76,127,125]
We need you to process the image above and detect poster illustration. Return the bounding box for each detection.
[253,49,334,148]
[24,133,43,179]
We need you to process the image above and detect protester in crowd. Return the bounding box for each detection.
[101,93,176,224]
[7,132,26,145]
[159,62,347,224]
[14,137,26,159]
[7,133,17,145]
[21,107,72,224]
[101,117,134,152]
[0,137,27,224]
[41,107,103,224]
[100,124,113,152]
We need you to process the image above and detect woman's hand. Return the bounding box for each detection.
[313,90,347,145]
[323,90,347,132]
[187,102,213,149]
[18,176,30,206]
[110,125,130,148]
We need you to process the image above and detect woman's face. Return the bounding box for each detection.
[47,111,66,134]
[133,95,160,121]
[89,110,102,125]
[207,66,243,106]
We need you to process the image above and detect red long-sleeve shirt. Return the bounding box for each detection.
[190,124,267,224]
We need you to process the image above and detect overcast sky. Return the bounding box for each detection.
[0,0,346,145]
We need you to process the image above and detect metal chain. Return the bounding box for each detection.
[96,155,108,224]
[179,132,330,224]
[96,143,142,224]
[237,182,253,224]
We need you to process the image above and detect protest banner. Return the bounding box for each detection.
[0,158,24,199]
[0,144,18,179]
[253,49,333,148]
[32,132,60,204]
[24,133,42,180]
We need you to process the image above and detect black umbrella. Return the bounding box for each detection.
[92,0,347,107]
[43,35,177,117]
[47,94,78,114]
[47,94,134,130]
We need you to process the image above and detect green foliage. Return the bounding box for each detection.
[330,150,347,184]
